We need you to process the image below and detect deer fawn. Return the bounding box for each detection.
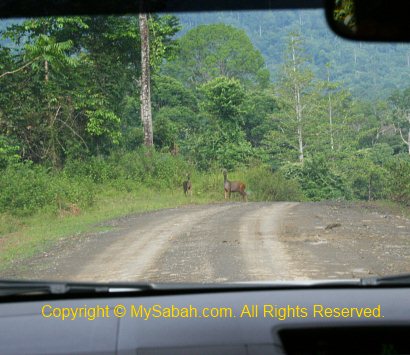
[183,174,192,196]
[223,169,247,202]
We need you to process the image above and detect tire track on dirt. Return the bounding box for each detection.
[142,202,307,282]
[239,202,309,281]
[142,202,255,283]
[72,204,239,282]
[3,202,312,282]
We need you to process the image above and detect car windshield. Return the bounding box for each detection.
[0,9,409,283]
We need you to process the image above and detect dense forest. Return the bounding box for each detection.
[0,11,409,219]
[177,10,410,99]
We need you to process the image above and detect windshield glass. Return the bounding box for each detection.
[0,10,409,283]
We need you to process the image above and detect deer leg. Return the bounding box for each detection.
[239,189,247,202]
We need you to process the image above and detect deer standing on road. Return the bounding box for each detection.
[223,169,247,202]
[183,174,192,196]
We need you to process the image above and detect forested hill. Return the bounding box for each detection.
[1,13,409,219]
[176,10,410,100]
[2,12,410,99]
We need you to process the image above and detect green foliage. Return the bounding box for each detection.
[63,156,116,183]
[281,157,351,201]
[339,149,390,201]
[388,156,410,205]
[64,149,191,190]
[177,11,410,100]
[119,127,145,152]
[0,149,196,217]
[247,166,303,201]
[85,109,121,144]
[181,128,255,171]
[0,15,181,166]
[0,163,95,216]
[149,15,181,70]
[164,23,269,87]
[200,76,245,123]
[50,175,95,211]
[25,35,77,69]
[152,75,198,111]
[0,135,20,168]
[277,32,316,163]
[2,14,410,217]
[260,130,299,164]
[153,113,178,149]
[389,88,410,154]
[0,164,52,215]
[154,106,198,133]
[241,89,280,147]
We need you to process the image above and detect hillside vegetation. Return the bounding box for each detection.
[177,10,410,99]
[0,12,409,228]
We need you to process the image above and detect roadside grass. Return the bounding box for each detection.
[0,165,309,273]
[0,166,352,273]
[0,179,224,273]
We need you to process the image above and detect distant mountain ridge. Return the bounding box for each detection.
[176,10,410,100]
[1,12,409,99]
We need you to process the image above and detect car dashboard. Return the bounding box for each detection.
[1,285,410,354]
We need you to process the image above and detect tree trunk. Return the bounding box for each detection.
[296,87,304,162]
[408,130,410,155]
[291,37,304,163]
[139,13,153,147]
[328,94,334,151]
[397,113,410,155]
[45,60,49,82]
[49,107,61,168]
[368,177,372,201]
[44,60,60,168]
[327,69,334,151]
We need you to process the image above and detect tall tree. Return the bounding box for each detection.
[389,88,410,155]
[315,63,352,154]
[163,23,269,88]
[1,18,81,166]
[279,32,314,163]
[139,13,153,147]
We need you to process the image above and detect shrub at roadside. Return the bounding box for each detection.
[246,166,303,201]
[387,156,410,205]
[0,163,95,216]
[64,149,192,190]
[280,158,351,201]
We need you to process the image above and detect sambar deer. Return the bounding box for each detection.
[223,169,247,202]
[183,173,192,196]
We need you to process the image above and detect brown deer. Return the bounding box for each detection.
[183,173,192,196]
[223,169,247,202]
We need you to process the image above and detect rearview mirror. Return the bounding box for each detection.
[325,0,410,42]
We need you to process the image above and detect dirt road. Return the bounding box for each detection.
[4,202,410,282]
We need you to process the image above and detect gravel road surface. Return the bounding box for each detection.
[3,202,410,282]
